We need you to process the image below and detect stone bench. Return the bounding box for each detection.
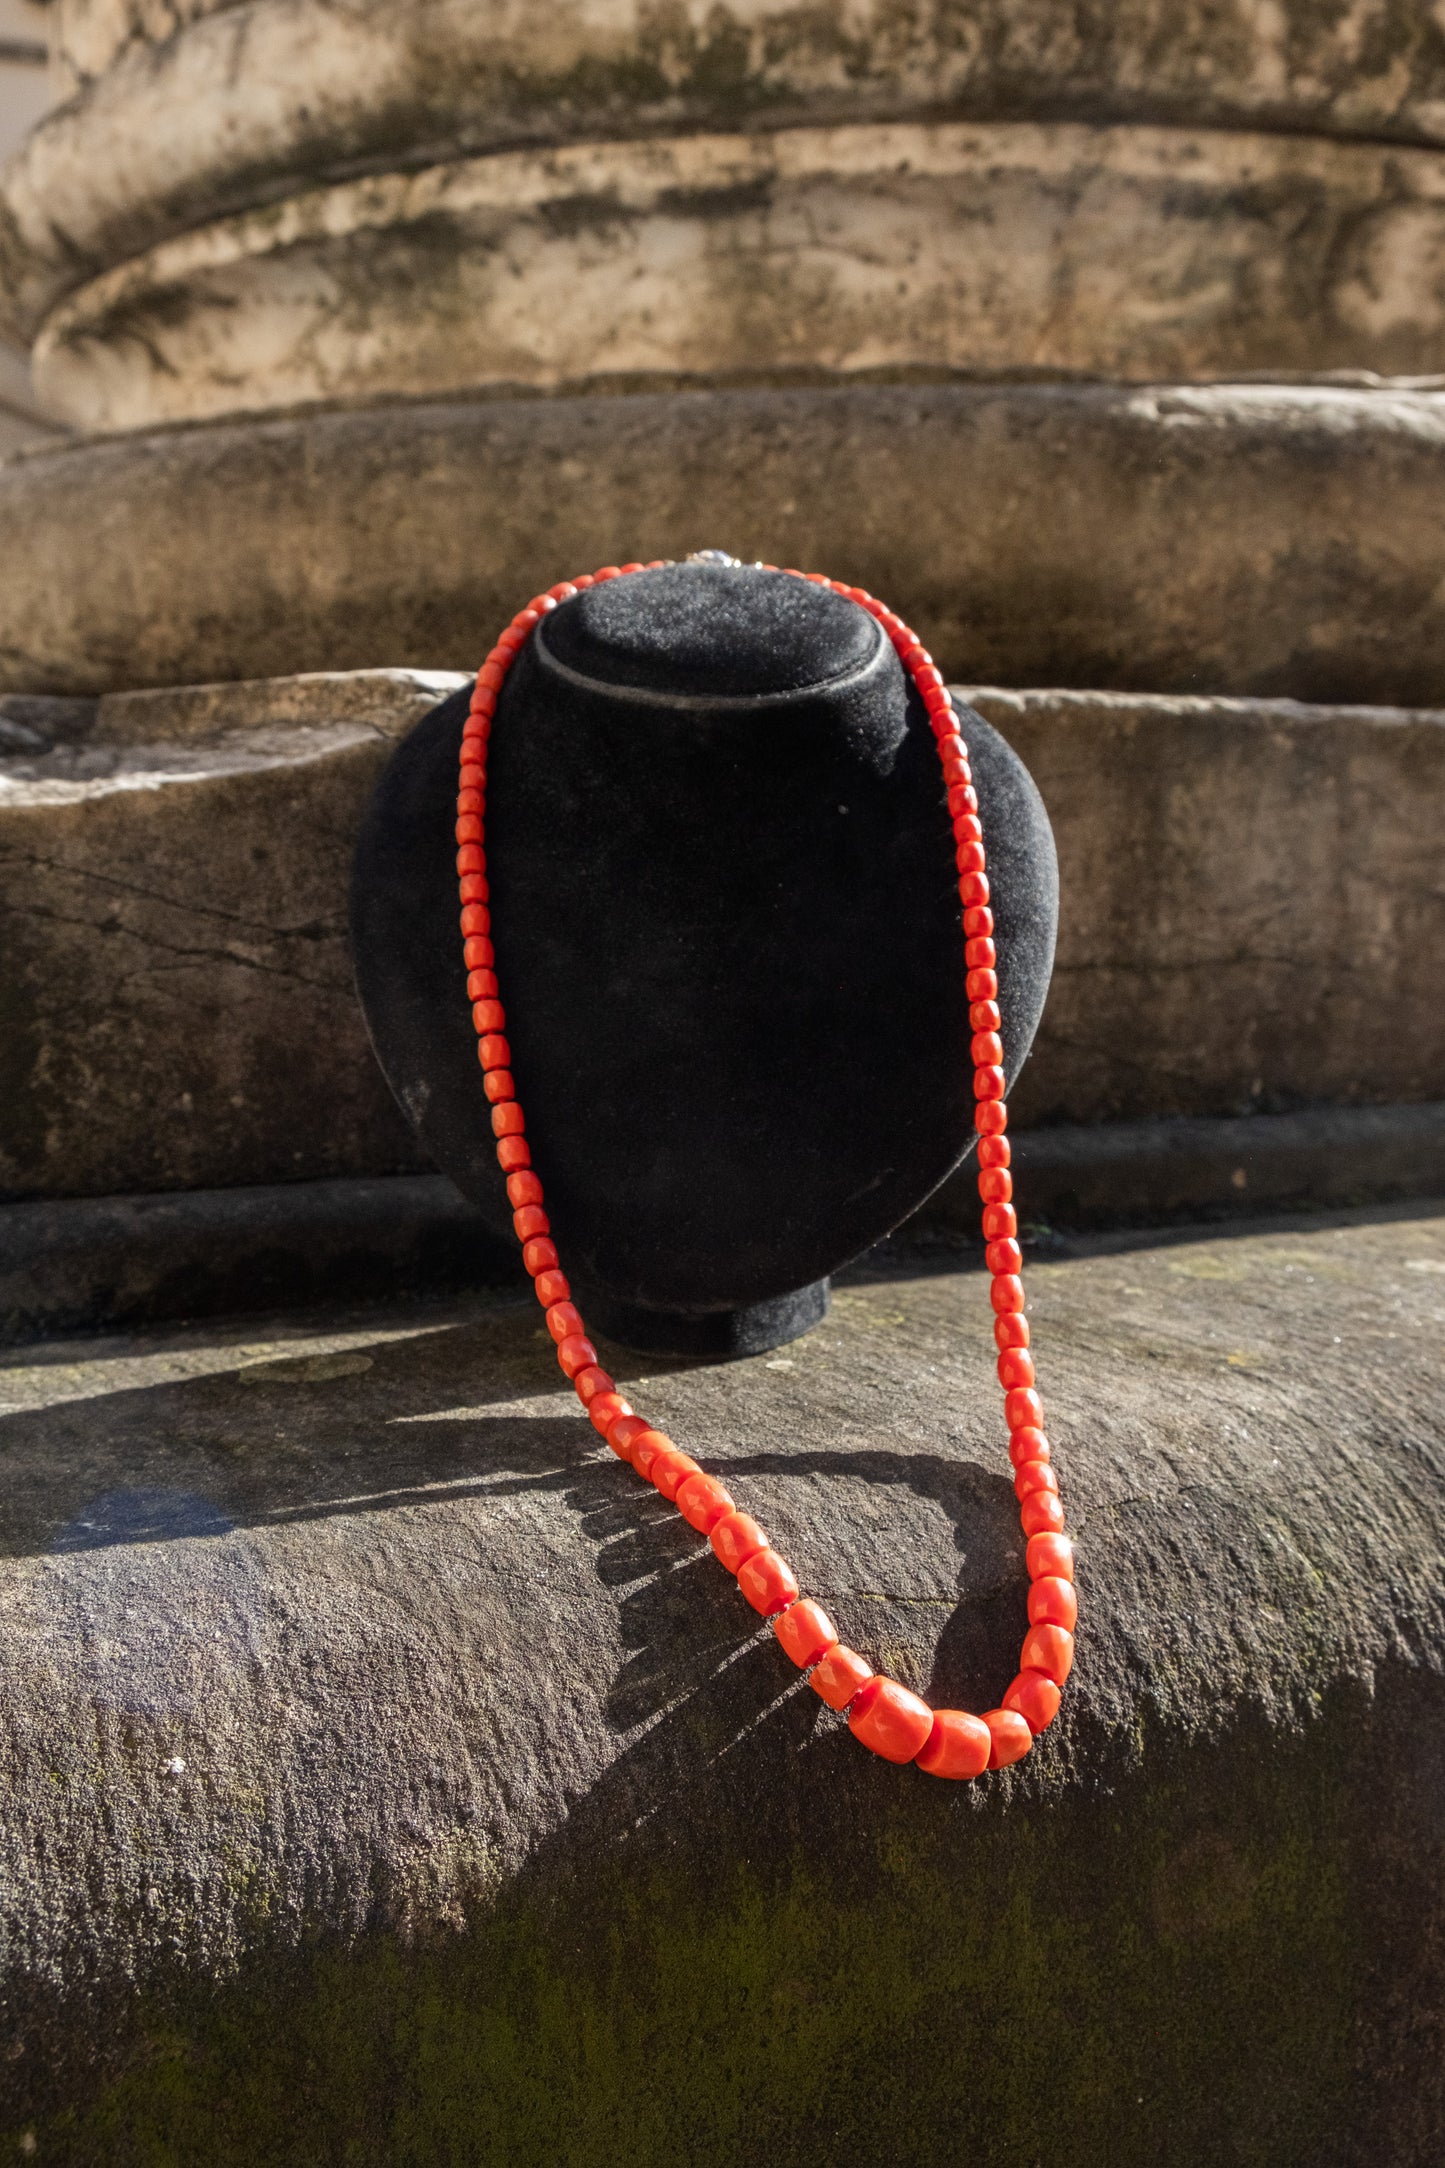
[2,1207,1442,2160]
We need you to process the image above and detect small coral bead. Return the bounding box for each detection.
[1020,1624,1075,1685]
[915,1709,992,1780]
[710,1512,768,1575]
[1013,1460,1058,1502]
[521,1235,558,1275]
[531,1265,567,1302]
[1009,1426,1050,1468]
[493,1103,526,1139]
[651,1448,702,1500]
[555,1334,597,1378]
[988,1239,1024,1277]
[1028,1577,1078,1632]
[848,1677,935,1763]
[1003,1671,1062,1734]
[810,1646,873,1710]
[607,1413,649,1462]
[983,1204,1019,1244]
[997,1347,1035,1391]
[1020,1490,1067,1537]
[507,1171,543,1208]
[574,1366,614,1405]
[588,1392,632,1436]
[676,1473,736,1534]
[497,1136,532,1173]
[1027,1532,1074,1581]
[1005,1385,1044,1430]
[545,1301,582,1343]
[990,1275,1026,1315]
[629,1429,674,1479]
[737,1548,800,1616]
[995,1313,1030,1350]
[983,1709,1033,1769]
[774,1600,838,1669]
[512,1204,550,1241]
[979,1164,1013,1204]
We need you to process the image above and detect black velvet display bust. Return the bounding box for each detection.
[351,561,1058,1354]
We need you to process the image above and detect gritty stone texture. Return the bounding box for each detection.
[0,1209,1441,2163]
[965,687,1445,1126]
[7,382,1445,703]
[0,669,464,1201]
[4,668,1442,1202]
[35,121,1445,431]
[17,1,1445,345]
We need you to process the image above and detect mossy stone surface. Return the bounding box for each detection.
[1,1208,1442,2162]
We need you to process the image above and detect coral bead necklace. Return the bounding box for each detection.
[455,560,1075,1780]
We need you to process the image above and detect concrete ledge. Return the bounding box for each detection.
[1,1210,1441,2160]
[6,1104,1442,1344]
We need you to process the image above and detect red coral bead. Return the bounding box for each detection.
[957,842,987,877]
[1005,1385,1043,1429]
[588,1391,632,1436]
[460,904,490,937]
[676,1473,736,1533]
[990,1274,1025,1315]
[711,1511,769,1575]
[1028,1577,1078,1632]
[983,1204,1018,1244]
[1003,1671,1062,1734]
[774,1600,838,1669]
[556,1334,597,1379]
[521,1234,558,1275]
[467,968,499,1001]
[1008,1426,1049,1467]
[976,1104,1009,1142]
[530,1264,567,1302]
[1027,1532,1074,1581]
[512,1205,550,1241]
[983,1709,1033,1769]
[478,1033,510,1069]
[574,1365,614,1406]
[629,1429,674,1479]
[1014,1460,1058,1503]
[455,815,483,844]
[979,1166,1012,1203]
[463,936,494,970]
[978,1135,1010,1168]
[995,1312,1030,1351]
[607,1412,649,1462]
[964,905,994,937]
[965,968,996,1003]
[848,1677,935,1763]
[545,1301,582,1343]
[988,1239,1024,1277]
[493,1103,526,1139]
[651,1449,702,1500]
[974,1066,1007,1102]
[507,1170,543,1207]
[738,1548,800,1616]
[472,998,505,1033]
[971,1031,1004,1068]
[997,1347,1035,1391]
[965,935,997,970]
[497,1137,532,1172]
[969,999,1001,1033]
[1021,1624,1075,1685]
[810,1646,873,1710]
[483,1071,515,1104]
[915,1709,992,1779]
[1020,1491,1066,1537]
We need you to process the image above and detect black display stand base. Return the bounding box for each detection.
[582,1278,830,1360]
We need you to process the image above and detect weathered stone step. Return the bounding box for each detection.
[7,383,1445,704]
[16,0,1445,342]
[6,1106,1444,1343]
[1,1211,1440,2159]
[36,122,1445,430]
[4,670,1439,1202]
